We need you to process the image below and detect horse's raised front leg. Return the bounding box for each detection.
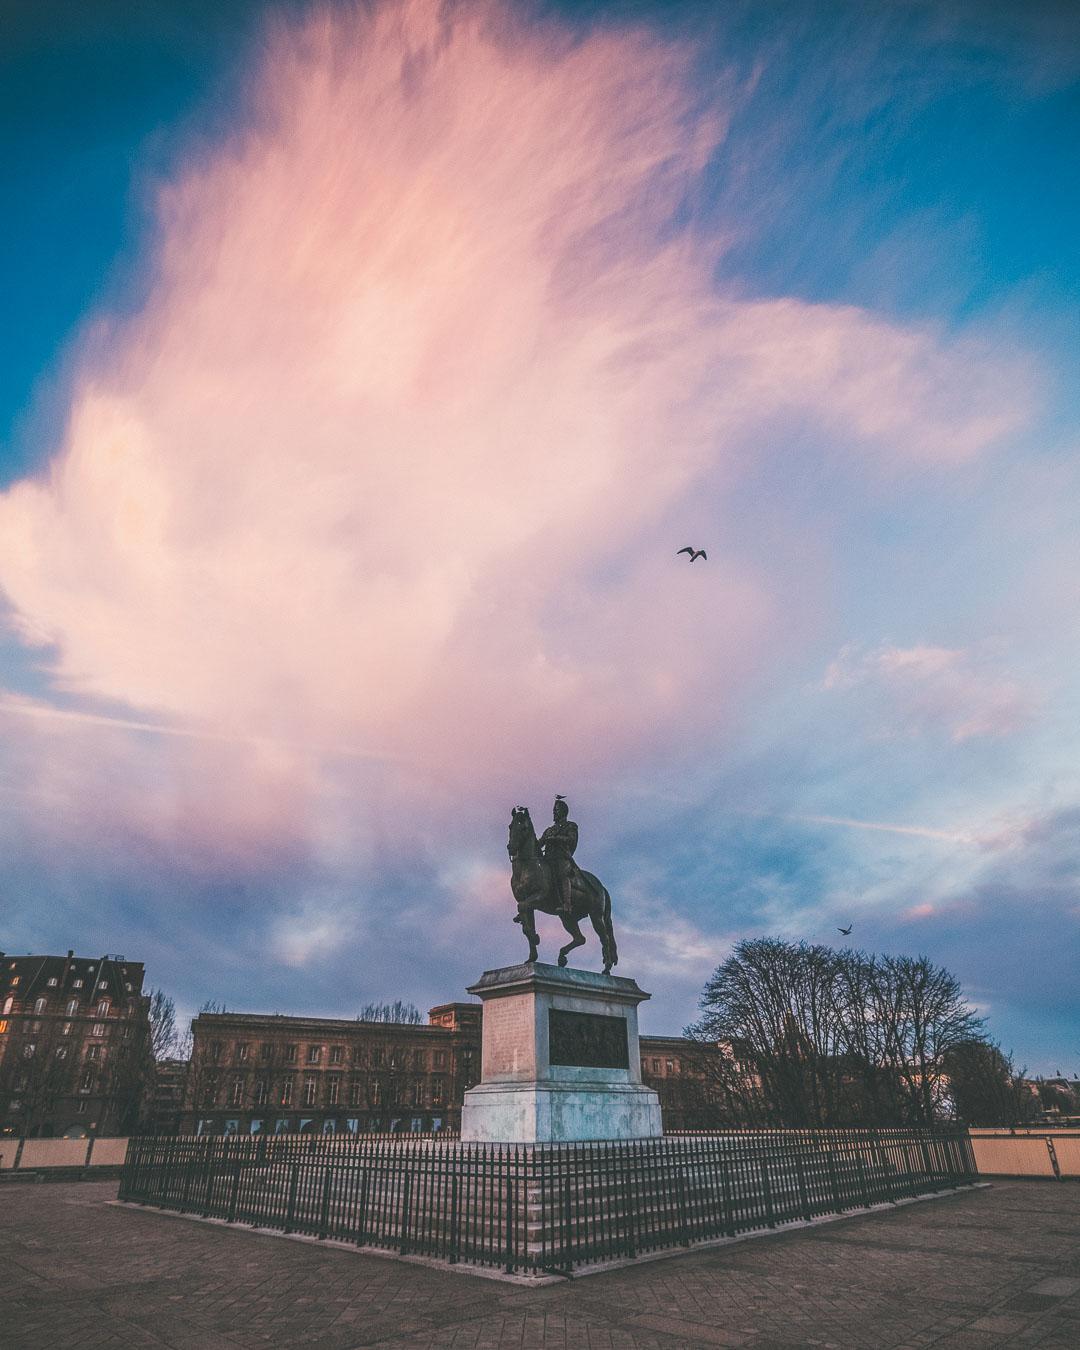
[517,904,540,963]
[557,914,586,968]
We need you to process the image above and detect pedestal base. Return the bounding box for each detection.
[461,1079,662,1143]
[459,961,663,1143]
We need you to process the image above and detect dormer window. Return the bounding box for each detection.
[2,997,12,1015]
[73,979,83,988]
[97,1000,110,1015]
[47,977,58,987]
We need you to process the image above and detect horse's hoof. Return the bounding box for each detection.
[602,964,612,975]
[558,954,567,967]
[512,914,522,924]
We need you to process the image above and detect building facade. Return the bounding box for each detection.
[0,951,152,1138]
[182,999,723,1135]
[183,1004,482,1135]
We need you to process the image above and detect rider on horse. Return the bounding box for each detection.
[538,796,579,917]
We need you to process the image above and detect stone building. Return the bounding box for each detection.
[182,997,724,1135]
[182,1003,482,1135]
[0,951,152,1138]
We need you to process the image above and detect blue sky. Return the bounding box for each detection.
[1,0,1078,1073]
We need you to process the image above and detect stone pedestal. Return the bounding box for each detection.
[460,962,663,1143]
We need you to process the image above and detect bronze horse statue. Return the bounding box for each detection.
[507,806,618,973]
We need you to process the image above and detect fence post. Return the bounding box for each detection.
[760,1154,776,1229]
[318,1162,333,1239]
[400,1169,413,1256]
[228,1157,242,1224]
[794,1148,811,1223]
[449,1170,460,1264]
[201,1140,216,1218]
[284,1161,300,1234]
[504,1160,516,1274]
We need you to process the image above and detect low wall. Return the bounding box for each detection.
[0,1136,130,1173]
[969,1129,1080,1179]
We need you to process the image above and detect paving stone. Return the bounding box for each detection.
[1,1181,1079,1349]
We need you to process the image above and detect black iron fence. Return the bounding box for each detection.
[119,1127,977,1274]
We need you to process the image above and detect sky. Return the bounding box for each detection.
[1,0,1078,1074]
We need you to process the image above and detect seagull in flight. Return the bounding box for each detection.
[677,547,707,562]
[838,925,853,936]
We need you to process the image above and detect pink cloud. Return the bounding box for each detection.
[824,642,1035,742]
[0,0,1034,879]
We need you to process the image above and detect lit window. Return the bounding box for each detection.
[92,1023,106,1037]
[0,1020,7,1034]
[2,997,12,1014]
[10,976,19,986]
[303,1077,317,1106]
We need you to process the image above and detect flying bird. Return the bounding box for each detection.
[838,925,853,936]
[677,547,707,562]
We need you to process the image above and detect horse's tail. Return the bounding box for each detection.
[604,885,618,968]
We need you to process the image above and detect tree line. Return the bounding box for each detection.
[683,938,1036,1127]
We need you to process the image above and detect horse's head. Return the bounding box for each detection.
[508,805,536,857]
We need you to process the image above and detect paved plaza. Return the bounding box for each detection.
[2,1180,1078,1349]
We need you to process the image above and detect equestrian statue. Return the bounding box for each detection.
[508,797,618,974]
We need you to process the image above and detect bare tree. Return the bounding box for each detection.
[689,938,989,1128]
[356,1001,424,1025]
[0,1017,74,1136]
[147,989,179,1060]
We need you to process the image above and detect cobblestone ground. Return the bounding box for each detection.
[1,1181,1078,1349]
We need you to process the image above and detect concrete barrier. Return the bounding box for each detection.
[0,1136,130,1174]
[969,1129,1080,1179]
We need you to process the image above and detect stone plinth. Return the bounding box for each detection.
[460,962,663,1143]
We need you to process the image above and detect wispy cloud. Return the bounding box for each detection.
[824,642,1036,742]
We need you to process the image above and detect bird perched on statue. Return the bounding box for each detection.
[838,925,853,936]
[677,546,707,562]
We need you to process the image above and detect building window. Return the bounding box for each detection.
[329,1046,343,1065]
[283,1044,297,1063]
[81,1068,94,1092]
[125,982,133,991]
[412,1079,424,1107]
[433,1051,446,1069]
[2,997,12,1014]
[303,1077,317,1106]
[34,998,47,1013]
[432,1076,445,1106]
[76,1100,87,1115]
[210,1041,222,1063]
[92,1023,106,1037]
[255,1080,269,1106]
[66,1000,78,1015]
[97,1000,110,1015]
[371,1081,381,1106]
[306,1045,321,1064]
[9,976,19,986]
[350,1079,363,1106]
[260,1043,273,1062]
[24,1043,36,1058]
[47,977,58,987]
[73,979,83,988]
[0,1020,7,1034]
[327,1076,340,1105]
[237,1043,249,1062]
[230,1079,244,1106]
[55,1046,67,1060]
[280,1080,293,1105]
[87,1045,100,1060]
